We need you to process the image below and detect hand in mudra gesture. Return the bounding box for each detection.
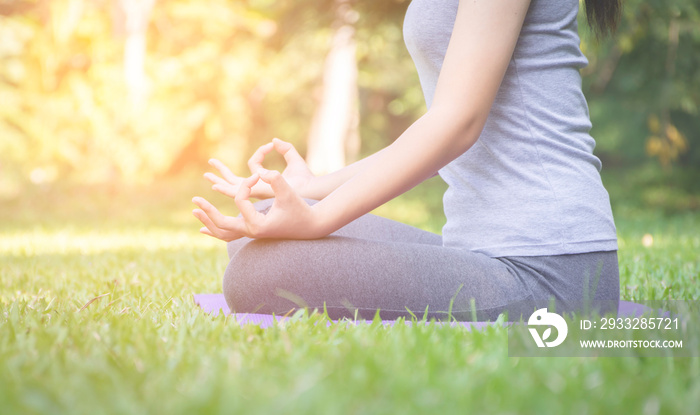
[203,137,314,200]
[192,138,326,241]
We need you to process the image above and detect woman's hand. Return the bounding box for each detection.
[204,137,315,200]
[192,169,327,241]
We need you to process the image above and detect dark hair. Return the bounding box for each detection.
[584,0,622,37]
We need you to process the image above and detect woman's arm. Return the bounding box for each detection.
[193,0,531,241]
[205,137,394,201]
[300,145,396,200]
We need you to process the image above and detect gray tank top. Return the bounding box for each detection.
[403,0,618,256]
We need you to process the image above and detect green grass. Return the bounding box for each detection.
[1,167,699,414]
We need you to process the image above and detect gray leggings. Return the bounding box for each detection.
[224,199,619,321]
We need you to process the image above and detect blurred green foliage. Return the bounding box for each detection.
[0,0,698,196]
[0,0,418,193]
[580,0,700,167]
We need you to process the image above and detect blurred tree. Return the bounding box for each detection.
[306,0,360,175]
[0,0,415,189]
[0,0,273,185]
[580,0,700,168]
[1,0,696,195]
[114,0,156,111]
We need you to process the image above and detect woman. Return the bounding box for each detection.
[192,0,621,321]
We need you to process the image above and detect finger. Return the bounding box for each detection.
[192,197,234,229]
[203,172,233,187]
[208,159,239,184]
[259,169,295,202]
[198,223,243,242]
[199,225,225,240]
[272,137,305,166]
[200,226,245,242]
[211,180,238,198]
[193,206,248,240]
[193,208,223,238]
[247,142,274,173]
[235,173,264,224]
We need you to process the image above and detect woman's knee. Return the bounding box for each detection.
[223,239,303,314]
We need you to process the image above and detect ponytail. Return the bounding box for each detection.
[584,0,622,37]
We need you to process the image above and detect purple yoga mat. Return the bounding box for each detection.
[193,294,655,329]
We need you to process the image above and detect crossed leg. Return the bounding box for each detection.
[223,199,535,321]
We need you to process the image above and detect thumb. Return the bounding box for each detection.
[258,169,295,201]
[272,138,306,167]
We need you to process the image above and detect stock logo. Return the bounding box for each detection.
[528,308,568,348]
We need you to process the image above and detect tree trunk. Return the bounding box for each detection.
[306,0,360,175]
[116,0,156,111]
